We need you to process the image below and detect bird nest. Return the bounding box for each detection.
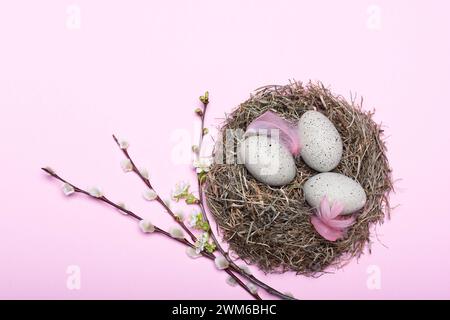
[204,81,393,275]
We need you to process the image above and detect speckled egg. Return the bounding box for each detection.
[303,172,367,215]
[298,111,343,172]
[238,135,296,186]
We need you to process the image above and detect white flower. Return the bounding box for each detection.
[186,247,201,259]
[247,282,258,294]
[139,219,155,233]
[119,140,129,150]
[139,168,149,179]
[195,232,209,254]
[120,159,133,172]
[193,157,212,173]
[171,181,190,201]
[226,276,237,287]
[169,227,184,239]
[88,187,103,198]
[163,199,171,208]
[239,264,252,275]
[214,255,230,270]
[142,188,157,201]
[174,210,185,221]
[62,183,75,196]
[117,202,128,214]
[188,212,201,228]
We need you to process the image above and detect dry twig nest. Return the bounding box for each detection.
[204,81,393,275]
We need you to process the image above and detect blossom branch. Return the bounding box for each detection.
[111,133,293,300]
[41,167,261,300]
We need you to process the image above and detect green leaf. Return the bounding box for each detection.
[185,193,199,205]
[199,221,210,232]
[205,242,216,253]
[198,171,207,184]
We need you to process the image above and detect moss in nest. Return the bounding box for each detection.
[204,81,393,275]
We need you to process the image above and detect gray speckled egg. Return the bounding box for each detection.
[238,135,296,186]
[298,111,343,172]
[303,172,367,215]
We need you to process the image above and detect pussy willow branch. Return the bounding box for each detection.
[41,167,261,300]
[111,135,264,299]
[196,98,296,301]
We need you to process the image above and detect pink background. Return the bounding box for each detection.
[1,0,449,299]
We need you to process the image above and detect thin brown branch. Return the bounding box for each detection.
[104,93,294,300]
[195,97,296,300]
[41,167,261,300]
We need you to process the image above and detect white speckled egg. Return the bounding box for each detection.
[298,111,343,172]
[303,172,367,215]
[238,135,296,186]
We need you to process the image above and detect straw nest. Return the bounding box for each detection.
[204,81,393,275]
